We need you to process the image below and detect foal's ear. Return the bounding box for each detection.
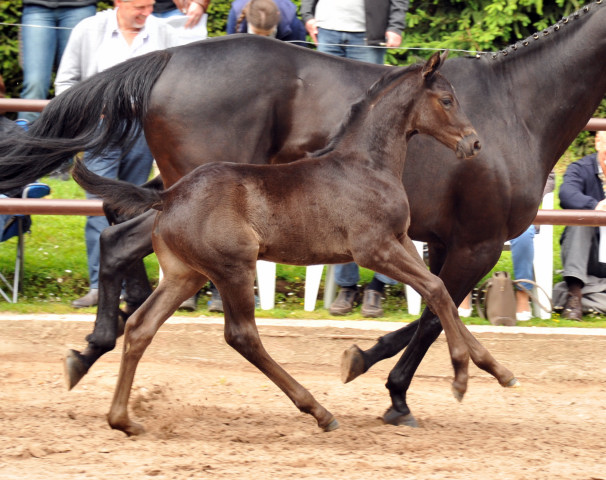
[421,50,449,81]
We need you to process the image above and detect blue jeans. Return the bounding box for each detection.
[510,225,536,291]
[19,5,96,123]
[152,9,184,18]
[317,28,385,65]
[83,132,154,289]
[335,262,397,288]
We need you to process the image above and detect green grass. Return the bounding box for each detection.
[1,172,605,328]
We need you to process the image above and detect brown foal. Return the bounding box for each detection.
[72,52,516,436]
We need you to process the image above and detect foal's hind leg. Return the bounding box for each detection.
[213,272,338,432]
[107,263,206,436]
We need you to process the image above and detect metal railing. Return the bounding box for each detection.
[0,98,605,224]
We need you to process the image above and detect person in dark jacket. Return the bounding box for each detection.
[18,0,98,125]
[558,131,606,320]
[227,0,306,43]
[301,0,408,65]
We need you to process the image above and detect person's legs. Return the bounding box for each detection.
[510,225,535,319]
[78,146,122,302]
[338,31,385,65]
[19,6,56,124]
[116,132,155,186]
[329,262,360,315]
[560,225,599,320]
[56,6,96,60]
[316,28,348,57]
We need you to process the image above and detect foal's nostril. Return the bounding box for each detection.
[473,140,481,152]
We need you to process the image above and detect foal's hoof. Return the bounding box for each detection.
[452,385,466,402]
[322,417,340,432]
[108,417,146,437]
[64,349,89,390]
[382,407,419,428]
[340,345,365,383]
[501,377,521,388]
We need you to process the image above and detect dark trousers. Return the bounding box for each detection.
[560,226,606,285]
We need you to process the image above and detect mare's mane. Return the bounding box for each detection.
[481,0,603,62]
[309,64,423,158]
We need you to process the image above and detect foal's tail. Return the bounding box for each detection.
[0,49,173,191]
[72,159,163,217]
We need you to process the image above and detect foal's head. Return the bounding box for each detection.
[410,51,481,160]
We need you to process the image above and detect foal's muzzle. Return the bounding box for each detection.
[455,133,482,160]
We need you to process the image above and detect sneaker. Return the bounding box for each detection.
[329,287,358,316]
[562,292,583,321]
[360,289,384,318]
[71,289,99,308]
[516,311,532,322]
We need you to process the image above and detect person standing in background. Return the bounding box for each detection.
[300,0,409,317]
[301,0,408,65]
[227,0,306,43]
[55,0,183,308]
[17,0,98,126]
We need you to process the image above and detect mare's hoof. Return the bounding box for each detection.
[64,349,89,390]
[322,417,340,432]
[340,345,365,383]
[383,407,419,428]
[502,377,521,388]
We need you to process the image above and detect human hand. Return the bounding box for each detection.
[384,31,402,48]
[305,19,318,44]
[595,199,606,211]
[184,1,203,28]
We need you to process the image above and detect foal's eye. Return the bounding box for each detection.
[440,97,453,108]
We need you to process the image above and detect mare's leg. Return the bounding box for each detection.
[354,237,472,404]
[214,270,338,432]
[354,239,517,426]
[65,210,156,390]
[107,252,206,436]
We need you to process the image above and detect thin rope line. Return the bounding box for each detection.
[0,21,490,55]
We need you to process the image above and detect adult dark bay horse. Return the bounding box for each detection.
[70,55,516,435]
[0,1,604,427]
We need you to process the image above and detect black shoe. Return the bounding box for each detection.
[562,292,583,321]
[361,289,384,318]
[71,289,99,308]
[329,287,358,316]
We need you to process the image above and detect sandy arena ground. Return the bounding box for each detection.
[1,314,605,480]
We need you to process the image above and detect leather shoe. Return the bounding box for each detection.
[562,292,583,321]
[329,287,358,316]
[361,289,384,318]
[72,289,99,308]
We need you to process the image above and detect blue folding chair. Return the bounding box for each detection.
[0,182,51,302]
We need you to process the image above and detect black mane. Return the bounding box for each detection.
[309,65,422,158]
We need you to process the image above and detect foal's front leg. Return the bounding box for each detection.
[213,274,339,432]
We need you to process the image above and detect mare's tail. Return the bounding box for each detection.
[72,159,163,217]
[0,49,173,191]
